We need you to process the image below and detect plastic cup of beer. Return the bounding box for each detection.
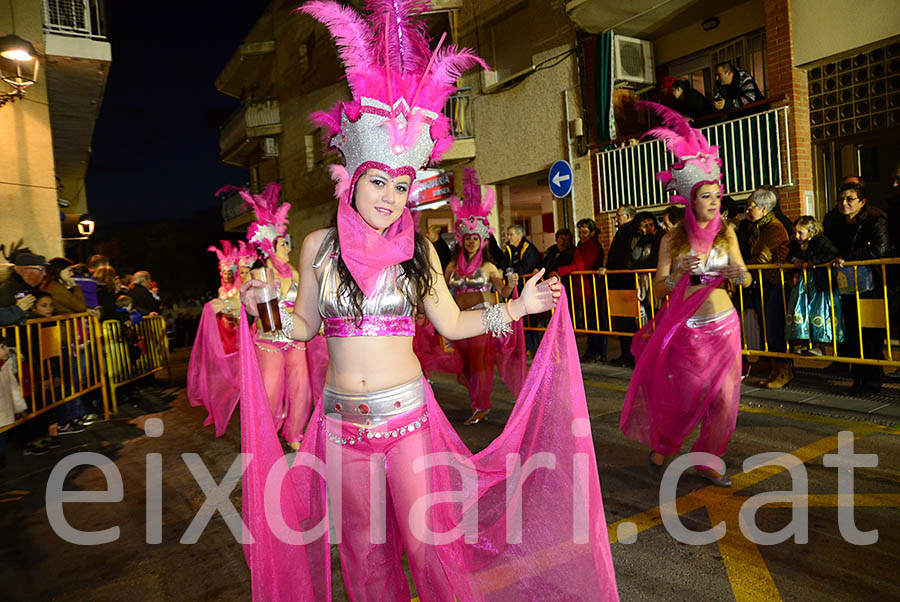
[250,267,283,332]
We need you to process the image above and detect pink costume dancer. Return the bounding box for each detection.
[619,102,752,487]
[237,2,619,601]
[187,241,242,434]
[447,168,525,424]
[240,182,313,448]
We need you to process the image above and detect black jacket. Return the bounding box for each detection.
[605,221,635,289]
[543,244,575,273]
[0,272,41,308]
[432,236,451,272]
[501,238,543,277]
[129,284,160,315]
[827,208,891,291]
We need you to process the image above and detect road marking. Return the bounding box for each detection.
[584,379,629,392]
[610,430,900,601]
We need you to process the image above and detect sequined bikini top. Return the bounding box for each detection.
[313,228,416,337]
[448,268,491,295]
[683,245,730,285]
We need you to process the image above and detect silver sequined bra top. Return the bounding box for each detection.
[313,228,416,337]
[682,245,730,285]
[447,268,491,295]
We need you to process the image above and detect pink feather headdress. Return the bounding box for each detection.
[636,101,723,253]
[298,0,488,201]
[208,240,240,294]
[236,241,257,269]
[216,182,292,278]
[449,168,495,276]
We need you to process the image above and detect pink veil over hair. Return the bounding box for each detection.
[238,292,619,600]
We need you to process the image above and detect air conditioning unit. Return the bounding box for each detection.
[614,35,655,87]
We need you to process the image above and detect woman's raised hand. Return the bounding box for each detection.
[514,268,561,317]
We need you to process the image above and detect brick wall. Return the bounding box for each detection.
[764,0,814,220]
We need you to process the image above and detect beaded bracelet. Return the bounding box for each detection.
[482,304,513,338]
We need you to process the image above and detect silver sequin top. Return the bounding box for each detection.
[687,246,729,275]
[447,268,491,295]
[313,228,416,319]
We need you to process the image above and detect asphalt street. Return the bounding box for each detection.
[0,348,897,601]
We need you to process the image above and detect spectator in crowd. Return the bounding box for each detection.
[42,257,88,315]
[600,204,637,366]
[713,61,762,111]
[629,212,664,327]
[93,266,119,319]
[0,340,27,466]
[28,292,55,319]
[661,205,685,233]
[87,254,110,274]
[426,225,452,272]
[887,163,900,255]
[70,263,99,309]
[543,228,575,276]
[560,219,606,362]
[740,187,792,388]
[829,182,891,396]
[500,225,542,279]
[0,294,34,326]
[0,253,47,309]
[117,273,131,296]
[822,176,887,239]
[671,79,714,122]
[129,271,160,315]
[785,216,843,357]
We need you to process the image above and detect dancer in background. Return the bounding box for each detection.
[187,240,241,434]
[621,102,751,487]
[446,168,524,424]
[236,2,619,600]
[239,182,312,450]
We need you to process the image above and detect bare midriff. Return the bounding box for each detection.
[453,290,492,311]
[325,336,421,393]
[682,285,733,318]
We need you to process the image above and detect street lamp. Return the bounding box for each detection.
[0,34,41,107]
[77,216,96,237]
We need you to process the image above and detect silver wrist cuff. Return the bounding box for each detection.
[482,303,513,338]
[731,268,747,286]
[666,274,677,291]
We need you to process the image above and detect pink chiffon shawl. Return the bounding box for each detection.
[187,302,239,436]
[620,274,739,449]
[238,291,619,601]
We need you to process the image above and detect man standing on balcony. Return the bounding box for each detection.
[712,62,762,111]
[599,205,637,366]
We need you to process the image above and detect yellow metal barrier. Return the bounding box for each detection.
[102,315,171,413]
[0,313,109,434]
[517,258,900,368]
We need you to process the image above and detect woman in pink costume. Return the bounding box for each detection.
[187,240,242,434]
[209,240,242,353]
[240,183,313,451]
[446,168,524,425]
[620,102,752,487]
[237,3,619,601]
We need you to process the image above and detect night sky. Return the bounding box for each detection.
[85,2,267,225]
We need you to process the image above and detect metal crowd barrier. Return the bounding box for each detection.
[102,316,171,413]
[0,313,109,435]
[516,258,900,367]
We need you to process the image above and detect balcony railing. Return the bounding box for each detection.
[445,87,474,140]
[220,188,252,222]
[219,98,281,156]
[42,0,107,40]
[595,106,792,212]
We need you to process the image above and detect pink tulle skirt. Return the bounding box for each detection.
[621,304,741,464]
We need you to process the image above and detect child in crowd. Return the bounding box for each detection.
[29,293,54,318]
[785,216,844,355]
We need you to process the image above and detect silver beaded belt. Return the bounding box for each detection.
[323,374,425,426]
[686,307,735,328]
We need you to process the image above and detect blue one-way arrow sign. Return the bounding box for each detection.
[549,160,573,198]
